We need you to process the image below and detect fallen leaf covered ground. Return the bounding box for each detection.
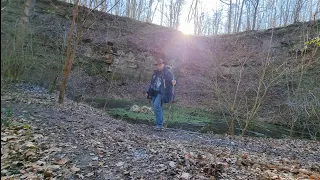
[1,84,320,179]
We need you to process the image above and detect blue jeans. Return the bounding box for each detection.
[152,94,164,127]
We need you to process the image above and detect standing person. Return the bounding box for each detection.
[146,57,176,130]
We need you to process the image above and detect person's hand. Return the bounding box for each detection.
[172,80,176,86]
[145,93,149,98]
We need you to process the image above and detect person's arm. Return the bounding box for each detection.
[146,85,151,97]
[146,74,154,98]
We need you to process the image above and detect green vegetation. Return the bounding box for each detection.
[83,97,224,128]
[83,97,297,138]
[1,108,13,127]
[1,108,32,133]
[305,36,320,47]
[108,106,215,125]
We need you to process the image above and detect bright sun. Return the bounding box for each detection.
[179,22,194,35]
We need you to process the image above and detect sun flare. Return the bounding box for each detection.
[179,23,194,35]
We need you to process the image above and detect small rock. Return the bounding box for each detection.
[158,167,167,172]
[55,158,68,165]
[47,165,61,171]
[169,161,176,168]
[25,142,37,148]
[130,105,140,113]
[116,162,124,167]
[1,135,17,142]
[140,106,152,113]
[44,169,53,178]
[36,160,46,166]
[180,172,190,179]
[25,151,36,158]
[1,169,8,175]
[86,172,94,177]
[91,157,99,161]
[150,149,157,153]
[147,169,154,173]
[70,166,81,173]
[77,174,85,179]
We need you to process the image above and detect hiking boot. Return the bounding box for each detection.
[153,126,164,131]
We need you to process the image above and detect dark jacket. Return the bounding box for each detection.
[147,66,174,103]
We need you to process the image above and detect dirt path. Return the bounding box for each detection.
[1,85,320,179]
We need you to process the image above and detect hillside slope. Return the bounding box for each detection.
[1,0,319,136]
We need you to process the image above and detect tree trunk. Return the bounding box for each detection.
[230,119,235,136]
[272,0,277,27]
[293,0,303,23]
[279,2,284,26]
[169,0,173,27]
[228,0,232,33]
[151,1,159,22]
[160,0,164,25]
[22,0,33,24]
[172,0,183,29]
[237,0,245,32]
[114,0,119,15]
[246,2,251,31]
[309,0,313,21]
[146,0,154,22]
[15,0,34,51]
[131,0,136,19]
[137,0,142,20]
[314,0,320,21]
[193,0,199,34]
[284,0,290,26]
[252,0,260,30]
[58,0,80,104]
[126,0,131,17]
[233,0,239,32]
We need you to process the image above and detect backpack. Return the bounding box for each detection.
[147,66,175,103]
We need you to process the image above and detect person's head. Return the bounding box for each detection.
[154,58,165,71]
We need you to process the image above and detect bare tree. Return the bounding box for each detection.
[173,0,184,29]
[314,0,320,21]
[114,0,119,15]
[249,0,260,30]
[293,0,304,23]
[220,0,232,33]
[232,0,239,32]
[169,0,173,27]
[15,0,35,51]
[160,0,164,25]
[237,0,245,32]
[212,8,223,34]
[283,0,291,26]
[131,0,136,19]
[59,0,80,104]
[146,0,154,22]
[151,0,160,22]
[136,0,143,20]
[126,0,131,17]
